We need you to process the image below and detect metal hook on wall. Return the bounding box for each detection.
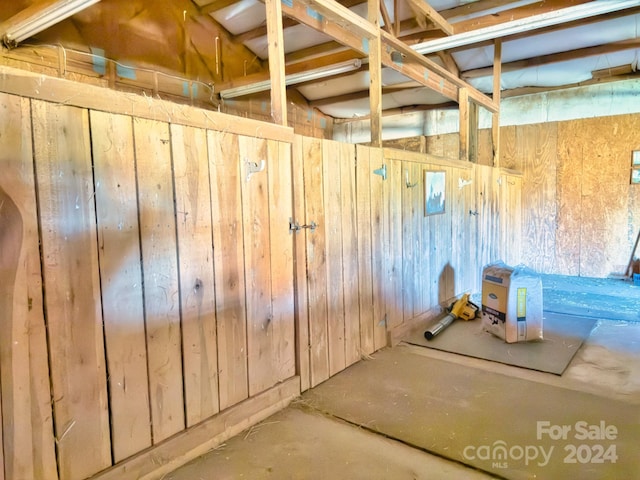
[245,159,265,182]
[405,170,418,188]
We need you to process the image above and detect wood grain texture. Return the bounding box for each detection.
[369,148,388,350]
[385,159,404,328]
[303,136,330,386]
[133,117,185,443]
[339,142,360,367]
[208,130,249,409]
[171,124,219,426]
[91,110,152,462]
[0,94,57,480]
[239,136,276,396]
[323,140,346,375]
[267,140,297,382]
[355,145,375,356]
[291,135,311,391]
[32,100,111,480]
[451,166,478,294]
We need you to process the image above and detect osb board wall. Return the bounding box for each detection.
[501,114,640,277]
[0,92,298,480]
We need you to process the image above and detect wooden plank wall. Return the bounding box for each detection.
[0,91,298,480]
[501,114,640,278]
[293,140,518,388]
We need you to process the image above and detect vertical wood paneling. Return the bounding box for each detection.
[303,137,330,386]
[339,143,360,367]
[90,111,152,462]
[239,136,275,396]
[451,166,477,294]
[385,159,403,328]
[133,117,185,443]
[355,146,375,356]
[0,94,57,480]
[292,136,311,391]
[170,124,219,426]
[499,174,523,267]
[323,140,346,375]
[32,100,111,480]
[208,130,249,409]
[370,148,388,350]
[267,140,296,382]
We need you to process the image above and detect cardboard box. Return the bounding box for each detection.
[481,262,543,343]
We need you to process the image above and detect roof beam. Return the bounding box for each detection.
[265,0,287,125]
[405,0,454,35]
[200,0,239,15]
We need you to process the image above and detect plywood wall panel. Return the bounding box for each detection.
[518,123,557,272]
[267,140,296,383]
[355,146,375,356]
[428,167,455,305]
[170,124,220,426]
[401,162,418,321]
[32,100,111,480]
[90,110,152,462]
[208,130,249,410]
[451,166,478,293]
[133,117,185,443]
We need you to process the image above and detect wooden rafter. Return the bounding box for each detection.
[405,0,454,35]
[200,0,239,15]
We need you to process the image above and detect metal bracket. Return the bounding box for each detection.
[245,159,265,182]
[373,164,387,180]
[289,218,318,234]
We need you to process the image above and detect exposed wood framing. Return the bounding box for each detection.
[492,39,501,167]
[368,0,382,146]
[459,87,469,161]
[405,0,454,35]
[265,0,287,125]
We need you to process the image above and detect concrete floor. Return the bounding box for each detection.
[166,275,640,480]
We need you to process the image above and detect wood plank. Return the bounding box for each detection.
[339,142,360,366]
[291,135,311,391]
[428,167,454,306]
[170,124,219,426]
[133,117,185,443]
[265,0,287,125]
[32,100,111,480]
[302,136,330,386]
[405,0,454,35]
[459,87,469,161]
[90,110,152,462]
[0,66,295,142]
[323,140,346,376]
[239,136,276,396]
[267,140,297,382]
[492,40,502,167]
[401,162,416,321]
[208,130,249,409]
[451,166,477,294]
[355,145,375,356]
[385,159,403,328]
[0,94,57,480]
[415,163,432,315]
[89,377,300,480]
[370,148,388,350]
[368,0,382,147]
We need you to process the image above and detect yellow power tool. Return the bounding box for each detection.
[424,293,479,340]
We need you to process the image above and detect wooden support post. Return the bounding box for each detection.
[265,0,287,126]
[405,0,454,35]
[492,39,502,167]
[469,99,478,163]
[369,0,382,147]
[459,87,469,161]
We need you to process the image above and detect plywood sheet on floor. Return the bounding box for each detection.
[164,406,494,480]
[302,347,640,480]
[405,312,597,375]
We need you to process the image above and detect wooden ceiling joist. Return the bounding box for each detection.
[405,0,454,35]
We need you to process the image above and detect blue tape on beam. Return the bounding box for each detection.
[261,101,267,112]
[192,84,198,98]
[90,47,106,75]
[362,38,369,54]
[320,118,327,129]
[117,64,136,80]
[183,82,190,97]
[281,0,293,7]
[306,6,323,21]
[307,109,313,121]
[424,70,429,82]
